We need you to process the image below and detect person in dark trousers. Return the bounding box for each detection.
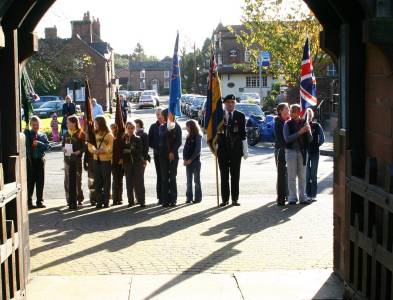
[61,95,76,136]
[25,116,51,209]
[135,119,150,166]
[88,116,113,209]
[306,110,325,201]
[217,94,248,207]
[148,108,163,204]
[158,109,182,207]
[120,94,128,124]
[123,121,146,207]
[110,123,124,206]
[274,102,290,206]
[62,115,86,209]
[283,104,313,205]
[183,119,202,203]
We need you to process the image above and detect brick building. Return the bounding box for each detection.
[129,58,172,94]
[42,11,115,110]
[214,23,280,99]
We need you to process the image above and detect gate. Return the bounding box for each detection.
[345,154,393,299]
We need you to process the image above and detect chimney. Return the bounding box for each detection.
[45,26,57,39]
[92,17,101,42]
[71,12,92,43]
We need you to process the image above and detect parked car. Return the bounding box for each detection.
[189,96,206,119]
[180,94,191,114]
[239,93,261,105]
[141,90,160,106]
[185,95,198,117]
[119,90,130,100]
[33,100,64,119]
[136,95,157,109]
[32,95,64,109]
[198,98,208,127]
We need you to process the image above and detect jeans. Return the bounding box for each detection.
[186,160,202,202]
[159,155,178,205]
[27,157,45,205]
[64,157,84,206]
[274,148,287,203]
[93,160,111,206]
[306,152,320,198]
[285,149,307,203]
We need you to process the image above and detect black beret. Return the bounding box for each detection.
[223,94,236,103]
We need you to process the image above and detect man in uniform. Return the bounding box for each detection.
[217,94,248,206]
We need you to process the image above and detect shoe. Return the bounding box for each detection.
[193,200,201,204]
[140,203,146,207]
[78,201,83,206]
[311,197,317,202]
[219,202,228,207]
[169,203,176,207]
[300,200,311,205]
[119,201,123,205]
[36,203,46,208]
[104,203,109,208]
[186,200,192,204]
[288,201,297,205]
[28,204,37,210]
[277,202,285,206]
[96,204,103,209]
[128,203,134,208]
[162,203,170,207]
[232,202,240,206]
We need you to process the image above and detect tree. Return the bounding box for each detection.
[234,0,332,86]
[26,39,94,95]
[114,53,129,69]
[131,42,146,61]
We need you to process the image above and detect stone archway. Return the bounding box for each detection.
[1,1,393,299]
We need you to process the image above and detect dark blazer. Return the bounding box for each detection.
[158,123,182,160]
[274,116,286,149]
[217,110,246,158]
[148,121,161,155]
[62,102,76,118]
[122,135,144,166]
[62,129,86,163]
[136,129,150,162]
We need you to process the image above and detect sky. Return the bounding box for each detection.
[35,0,245,58]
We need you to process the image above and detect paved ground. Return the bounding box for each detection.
[27,99,337,298]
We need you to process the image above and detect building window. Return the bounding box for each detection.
[164,71,170,78]
[262,76,268,87]
[164,81,169,89]
[244,50,251,63]
[327,63,337,77]
[140,70,145,79]
[246,76,260,88]
[140,81,145,89]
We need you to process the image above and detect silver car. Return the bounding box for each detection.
[136,95,157,109]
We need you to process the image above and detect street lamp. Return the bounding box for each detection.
[105,53,113,114]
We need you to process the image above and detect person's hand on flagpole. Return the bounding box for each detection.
[242,140,249,160]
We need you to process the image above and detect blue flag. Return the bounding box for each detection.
[168,32,181,123]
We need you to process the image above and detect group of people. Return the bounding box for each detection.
[274,103,325,206]
[25,94,325,211]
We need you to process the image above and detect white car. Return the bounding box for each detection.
[141,90,160,106]
[240,93,261,105]
[136,95,157,109]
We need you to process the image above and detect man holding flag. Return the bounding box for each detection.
[205,52,248,207]
[158,32,182,207]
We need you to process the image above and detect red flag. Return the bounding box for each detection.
[115,89,125,138]
[84,78,97,147]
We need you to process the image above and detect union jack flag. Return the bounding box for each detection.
[300,38,317,114]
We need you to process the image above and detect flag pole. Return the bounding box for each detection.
[215,153,220,207]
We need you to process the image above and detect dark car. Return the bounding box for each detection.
[33,100,64,119]
[185,95,198,117]
[198,98,208,127]
[235,103,266,124]
[189,96,206,119]
[32,95,64,109]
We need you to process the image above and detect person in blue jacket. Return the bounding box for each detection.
[25,116,51,209]
[183,120,202,204]
[158,109,182,207]
[306,110,325,201]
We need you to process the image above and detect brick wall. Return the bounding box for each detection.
[60,38,109,110]
[130,70,170,94]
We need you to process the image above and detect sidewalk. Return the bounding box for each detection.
[27,269,343,300]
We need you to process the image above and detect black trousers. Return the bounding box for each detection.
[217,152,242,204]
[159,156,178,205]
[124,162,145,205]
[153,154,162,203]
[93,160,111,206]
[112,164,124,204]
[27,157,45,205]
[275,148,288,204]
